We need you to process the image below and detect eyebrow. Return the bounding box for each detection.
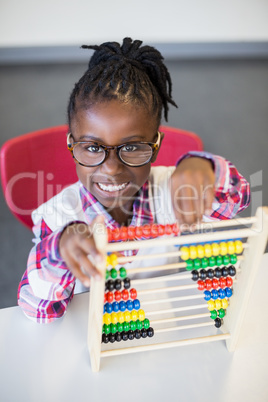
[78,134,147,142]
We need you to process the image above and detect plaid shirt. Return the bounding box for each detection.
[18,152,250,323]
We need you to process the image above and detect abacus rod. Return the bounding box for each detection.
[154,321,213,333]
[100,333,231,357]
[106,228,255,253]
[146,303,208,315]
[138,283,200,295]
[151,312,210,324]
[194,216,256,230]
[141,294,204,306]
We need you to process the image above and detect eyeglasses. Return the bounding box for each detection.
[67,132,162,167]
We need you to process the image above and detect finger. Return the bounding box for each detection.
[203,183,215,216]
[178,184,198,225]
[64,254,92,287]
[70,247,103,280]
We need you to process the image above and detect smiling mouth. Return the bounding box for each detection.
[97,182,129,192]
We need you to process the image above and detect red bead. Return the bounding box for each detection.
[172,222,180,235]
[127,226,136,240]
[219,278,227,288]
[212,278,219,289]
[197,280,205,290]
[226,277,233,287]
[205,279,212,290]
[112,227,121,242]
[106,291,113,303]
[130,288,137,299]
[165,224,173,235]
[114,290,122,301]
[142,224,151,238]
[135,226,143,238]
[150,224,159,238]
[122,289,129,301]
[158,225,165,236]
[120,226,128,241]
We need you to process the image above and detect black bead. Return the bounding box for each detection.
[102,334,109,344]
[191,271,199,281]
[207,269,214,279]
[141,328,147,338]
[222,266,229,277]
[214,318,222,328]
[128,330,135,340]
[147,327,154,337]
[106,279,114,291]
[228,265,236,276]
[199,269,207,280]
[214,268,222,278]
[122,331,128,341]
[114,279,122,290]
[123,277,131,289]
[115,332,122,342]
[135,329,141,339]
[109,333,116,343]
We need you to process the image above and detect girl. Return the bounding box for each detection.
[18,38,250,323]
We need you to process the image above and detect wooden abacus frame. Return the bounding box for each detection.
[88,207,268,372]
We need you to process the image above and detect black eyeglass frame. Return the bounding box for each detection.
[67,131,162,167]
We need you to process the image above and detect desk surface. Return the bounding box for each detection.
[1,254,268,402]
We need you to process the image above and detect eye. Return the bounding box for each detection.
[86,144,103,153]
[121,144,138,152]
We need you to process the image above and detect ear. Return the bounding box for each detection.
[67,133,73,149]
[151,131,165,163]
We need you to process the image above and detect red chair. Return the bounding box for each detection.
[0,125,203,230]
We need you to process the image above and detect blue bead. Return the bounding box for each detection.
[218,288,226,299]
[204,290,211,301]
[211,289,219,300]
[105,303,113,313]
[126,300,134,311]
[133,299,140,310]
[112,301,119,312]
[119,301,126,312]
[226,287,233,298]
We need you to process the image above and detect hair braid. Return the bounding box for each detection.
[67,37,178,126]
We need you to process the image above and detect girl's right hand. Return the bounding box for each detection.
[59,220,105,287]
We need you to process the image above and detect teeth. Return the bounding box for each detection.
[98,182,128,192]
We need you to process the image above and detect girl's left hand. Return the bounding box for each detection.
[171,157,215,227]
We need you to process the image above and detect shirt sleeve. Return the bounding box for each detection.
[176,151,251,220]
[18,219,76,323]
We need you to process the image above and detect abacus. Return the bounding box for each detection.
[87,207,268,372]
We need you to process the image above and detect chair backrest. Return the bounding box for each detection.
[0,124,203,230]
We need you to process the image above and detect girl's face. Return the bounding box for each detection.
[70,100,160,223]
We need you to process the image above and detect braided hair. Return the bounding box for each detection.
[67,37,178,126]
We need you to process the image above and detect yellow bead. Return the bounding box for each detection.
[103,313,111,325]
[227,241,235,254]
[215,299,222,310]
[207,300,215,311]
[110,253,118,268]
[138,309,145,321]
[180,246,189,261]
[197,245,205,259]
[111,312,118,324]
[235,240,243,254]
[222,299,228,309]
[189,246,197,259]
[212,243,220,256]
[131,310,138,321]
[220,242,228,255]
[106,255,111,267]
[117,312,125,323]
[124,311,131,322]
[204,244,212,258]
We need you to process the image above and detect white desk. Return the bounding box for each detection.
[1,255,268,402]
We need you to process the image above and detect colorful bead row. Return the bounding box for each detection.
[186,255,237,270]
[210,309,225,320]
[106,265,127,279]
[207,298,229,311]
[197,277,233,291]
[102,327,154,343]
[107,223,180,242]
[191,266,236,281]
[104,298,141,313]
[180,241,243,260]
[204,288,233,300]
[103,318,150,334]
[104,289,138,303]
[103,309,146,325]
[105,277,131,291]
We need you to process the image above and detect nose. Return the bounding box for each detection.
[99,148,124,175]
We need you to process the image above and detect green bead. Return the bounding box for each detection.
[111,323,117,334]
[130,320,137,331]
[210,310,217,320]
[136,320,143,330]
[105,270,110,280]
[103,324,111,334]
[194,258,201,269]
[186,259,194,271]
[201,257,209,268]
[209,256,216,267]
[110,268,118,279]
[123,322,130,331]
[119,267,127,279]
[216,256,223,266]
[143,318,150,329]
[218,308,225,318]
[230,254,237,264]
[223,255,230,265]
[117,322,123,332]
